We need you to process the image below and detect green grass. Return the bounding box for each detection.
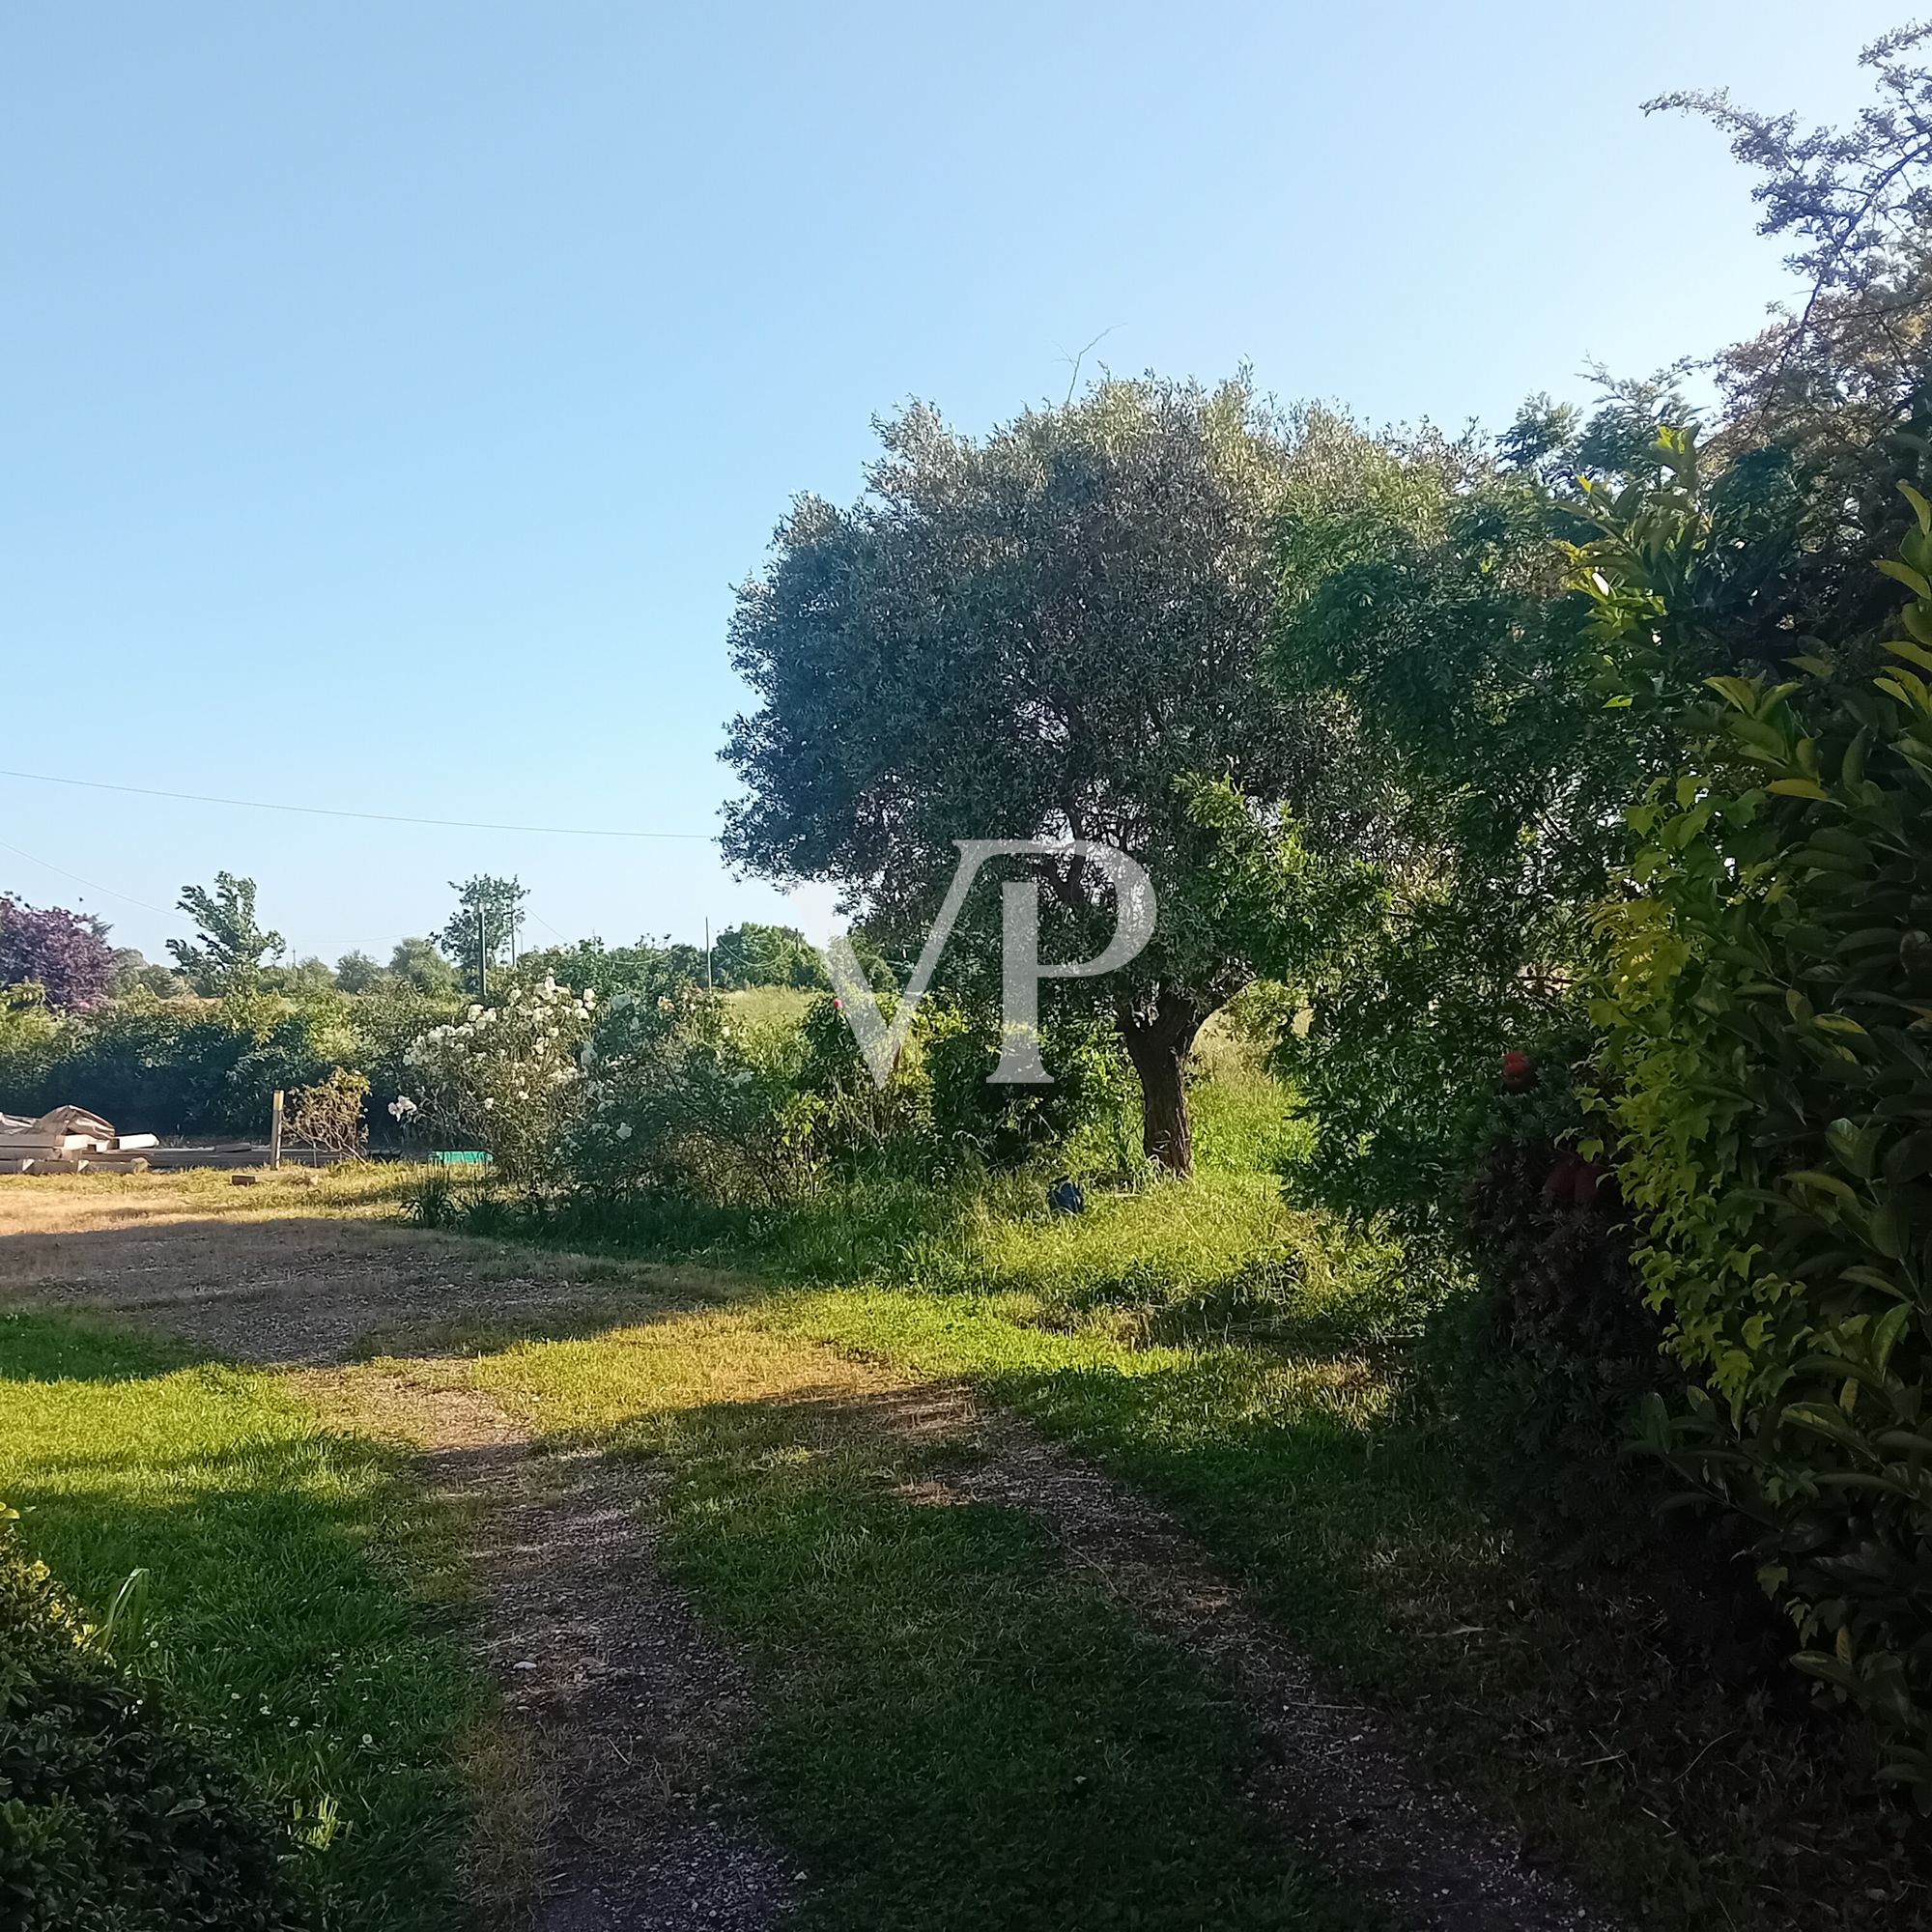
[447,1154,1924,1930]
[0,1312,485,1931]
[463,1310,1383,1932]
[740,1281,1920,1930]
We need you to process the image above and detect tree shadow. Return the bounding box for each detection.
[4,1427,480,1929]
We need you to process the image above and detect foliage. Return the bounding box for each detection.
[284,1069,369,1159]
[438,876,526,995]
[722,375,1368,1172]
[1654,25,1932,471]
[332,951,382,994]
[1583,467,1932,1805]
[0,897,114,1011]
[0,1506,310,1932]
[920,999,1134,1170]
[1264,417,1640,1232]
[568,984,822,1206]
[708,921,827,991]
[401,976,592,1186]
[514,934,703,1003]
[1425,1119,1665,1541]
[789,989,936,1173]
[0,994,351,1137]
[385,938,462,998]
[0,985,67,1103]
[270,957,336,1000]
[168,875,286,999]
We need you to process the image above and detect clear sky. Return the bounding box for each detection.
[2,2,1908,967]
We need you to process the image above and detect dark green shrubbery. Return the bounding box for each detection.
[0,993,351,1137]
[1585,469,1932,1805]
[0,1512,309,1932]
[1429,1119,1667,1543]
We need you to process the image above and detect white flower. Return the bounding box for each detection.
[615,1121,633,1140]
[483,1096,496,1110]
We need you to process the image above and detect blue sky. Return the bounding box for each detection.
[2,2,1906,966]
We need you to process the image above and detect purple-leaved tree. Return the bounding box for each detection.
[0,895,115,1009]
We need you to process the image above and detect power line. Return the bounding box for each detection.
[0,837,194,923]
[0,767,718,841]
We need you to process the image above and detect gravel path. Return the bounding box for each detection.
[335,1371,797,1932]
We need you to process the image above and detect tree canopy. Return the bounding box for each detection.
[0,895,114,1010]
[168,873,285,998]
[723,375,1360,1169]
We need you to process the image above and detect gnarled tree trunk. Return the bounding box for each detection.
[1120,993,1203,1176]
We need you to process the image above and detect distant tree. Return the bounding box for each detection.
[168,873,285,997]
[334,950,383,993]
[387,936,462,997]
[273,956,338,999]
[0,895,114,1009]
[439,875,528,994]
[709,922,828,990]
[724,377,1360,1171]
[516,935,704,1001]
[108,947,185,998]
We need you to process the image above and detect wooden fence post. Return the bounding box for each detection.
[270,1090,284,1171]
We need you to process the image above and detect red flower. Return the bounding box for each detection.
[1501,1049,1537,1093]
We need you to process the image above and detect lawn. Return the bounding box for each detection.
[0,1310,486,1931]
[1,1151,1923,1930]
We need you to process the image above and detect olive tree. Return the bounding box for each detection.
[722,376,1358,1172]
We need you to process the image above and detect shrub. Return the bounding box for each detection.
[922,1001,1134,1170]
[0,1508,309,1931]
[401,978,592,1188]
[1584,477,1932,1805]
[283,1069,369,1159]
[1428,1112,1667,1541]
[569,985,822,1206]
[0,994,348,1137]
[792,992,936,1175]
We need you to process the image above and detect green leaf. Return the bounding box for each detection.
[1886,636,1932,674]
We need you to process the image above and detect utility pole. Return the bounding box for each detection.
[476,904,490,999]
[705,918,714,992]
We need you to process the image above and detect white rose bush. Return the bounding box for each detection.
[400,976,594,1187]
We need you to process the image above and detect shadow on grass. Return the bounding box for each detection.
[6,1207,1924,1929]
[2,1332,483,1932]
[582,1380,1386,1932]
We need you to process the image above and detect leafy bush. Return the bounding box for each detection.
[401,978,592,1187]
[0,1508,309,1931]
[791,992,936,1175]
[0,995,350,1137]
[921,1002,1134,1170]
[1584,474,1932,1805]
[569,984,822,1206]
[1428,1113,1667,1541]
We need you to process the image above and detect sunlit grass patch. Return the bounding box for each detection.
[465,1314,1385,1932]
[0,1312,484,1931]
